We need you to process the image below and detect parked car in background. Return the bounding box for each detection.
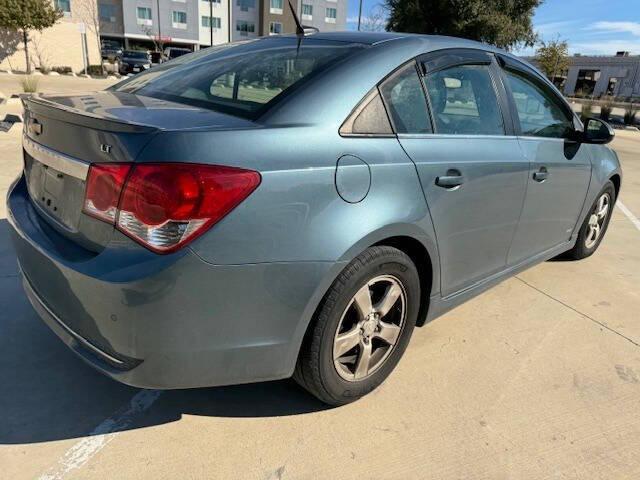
[149,51,164,65]
[8,33,621,406]
[118,50,152,75]
[101,40,123,61]
[163,47,192,61]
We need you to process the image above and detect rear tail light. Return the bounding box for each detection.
[82,162,261,253]
[83,163,132,223]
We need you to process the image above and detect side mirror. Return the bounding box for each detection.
[582,117,615,144]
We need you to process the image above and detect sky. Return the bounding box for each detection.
[345,0,640,56]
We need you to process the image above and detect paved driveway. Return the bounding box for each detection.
[1,125,639,480]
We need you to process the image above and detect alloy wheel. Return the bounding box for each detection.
[333,275,407,381]
[585,192,611,249]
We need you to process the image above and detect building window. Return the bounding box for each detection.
[172,10,187,28]
[136,6,152,25]
[236,20,255,35]
[301,3,312,20]
[99,4,117,22]
[202,16,221,28]
[236,0,255,12]
[269,0,283,14]
[325,7,336,23]
[269,21,282,35]
[54,0,71,14]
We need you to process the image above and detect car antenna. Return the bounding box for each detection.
[288,0,305,36]
[288,0,319,54]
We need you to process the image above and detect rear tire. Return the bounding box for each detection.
[564,181,615,260]
[294,246,420,406]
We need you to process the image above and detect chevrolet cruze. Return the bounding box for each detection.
[7,32,621,405]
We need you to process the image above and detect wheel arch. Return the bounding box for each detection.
[372,235,434,327]
[287,225,439,377]
[610,173,621,199]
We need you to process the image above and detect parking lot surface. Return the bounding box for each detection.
[0,120,639,479]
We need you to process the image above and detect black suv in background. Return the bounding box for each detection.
[118,50,152,75]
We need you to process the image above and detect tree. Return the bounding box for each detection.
[535,37,569,84]
[141,24,166,54]
[0,0,62,73]
[77,0,101,67]
[384,0,542,50]
[361,5,388,32]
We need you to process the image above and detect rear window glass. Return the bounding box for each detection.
[112,37,365,119]
[123,51,149,60]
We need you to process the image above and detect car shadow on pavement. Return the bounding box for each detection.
[0,220,329,445]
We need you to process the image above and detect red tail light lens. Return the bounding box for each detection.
[83,162,261,253]
[83,163,132,223]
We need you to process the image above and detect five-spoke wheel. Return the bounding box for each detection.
[565,180,616,260]
[294,246,420,405]
[585,192,610,249]
[333,275,406,381]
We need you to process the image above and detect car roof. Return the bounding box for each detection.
[276,31,500,51]
[274,31,536,74]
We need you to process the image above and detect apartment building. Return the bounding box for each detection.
[199,0,231,46]
[99,0,346,51]
[258,0,346,37]
[99,0,200,50]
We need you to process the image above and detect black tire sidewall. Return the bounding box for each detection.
[316,250,420,404]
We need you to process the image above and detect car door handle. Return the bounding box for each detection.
[533,167,548,182]
[436,171,464,189]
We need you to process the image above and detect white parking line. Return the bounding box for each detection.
[617,201,640,231]
[38,390,162,480]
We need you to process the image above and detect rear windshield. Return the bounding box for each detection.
[123,51,149,59]
[112,37,365,119]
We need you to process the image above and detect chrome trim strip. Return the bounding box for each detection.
[23,135,89,180]
[22,272,124,366]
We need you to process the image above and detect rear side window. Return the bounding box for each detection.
[503,70,574,139]
[424,65,504,135]
[340,89,393,135]
[113,38,364,119]
[379,63,432,134]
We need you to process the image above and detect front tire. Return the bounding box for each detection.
[294,246,420,406]
[565,180,616,260]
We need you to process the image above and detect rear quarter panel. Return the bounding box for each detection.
[138,126,439,278]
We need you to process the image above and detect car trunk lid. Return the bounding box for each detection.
[22,92,256,252]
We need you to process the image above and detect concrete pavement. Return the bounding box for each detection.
[0,125,639,479]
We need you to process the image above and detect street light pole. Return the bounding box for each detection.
[156,0,162,51]
[357,0,363,31]
[228,0,232,43]
[210,0,213,46]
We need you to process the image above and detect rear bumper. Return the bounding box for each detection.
[8,175,337,389]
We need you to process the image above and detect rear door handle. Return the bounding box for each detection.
[436,170,464,189]
[533,167,548,182]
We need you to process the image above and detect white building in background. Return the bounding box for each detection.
[97,0,346,51]
[198,0,231,46]
[232,0,260,42]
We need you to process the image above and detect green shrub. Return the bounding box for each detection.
[624,104,638,125]
[581,101,593,121]
[599,101,613,122]
[86,64,105,76]
[20,75,39,93]
[51,66,72,75]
